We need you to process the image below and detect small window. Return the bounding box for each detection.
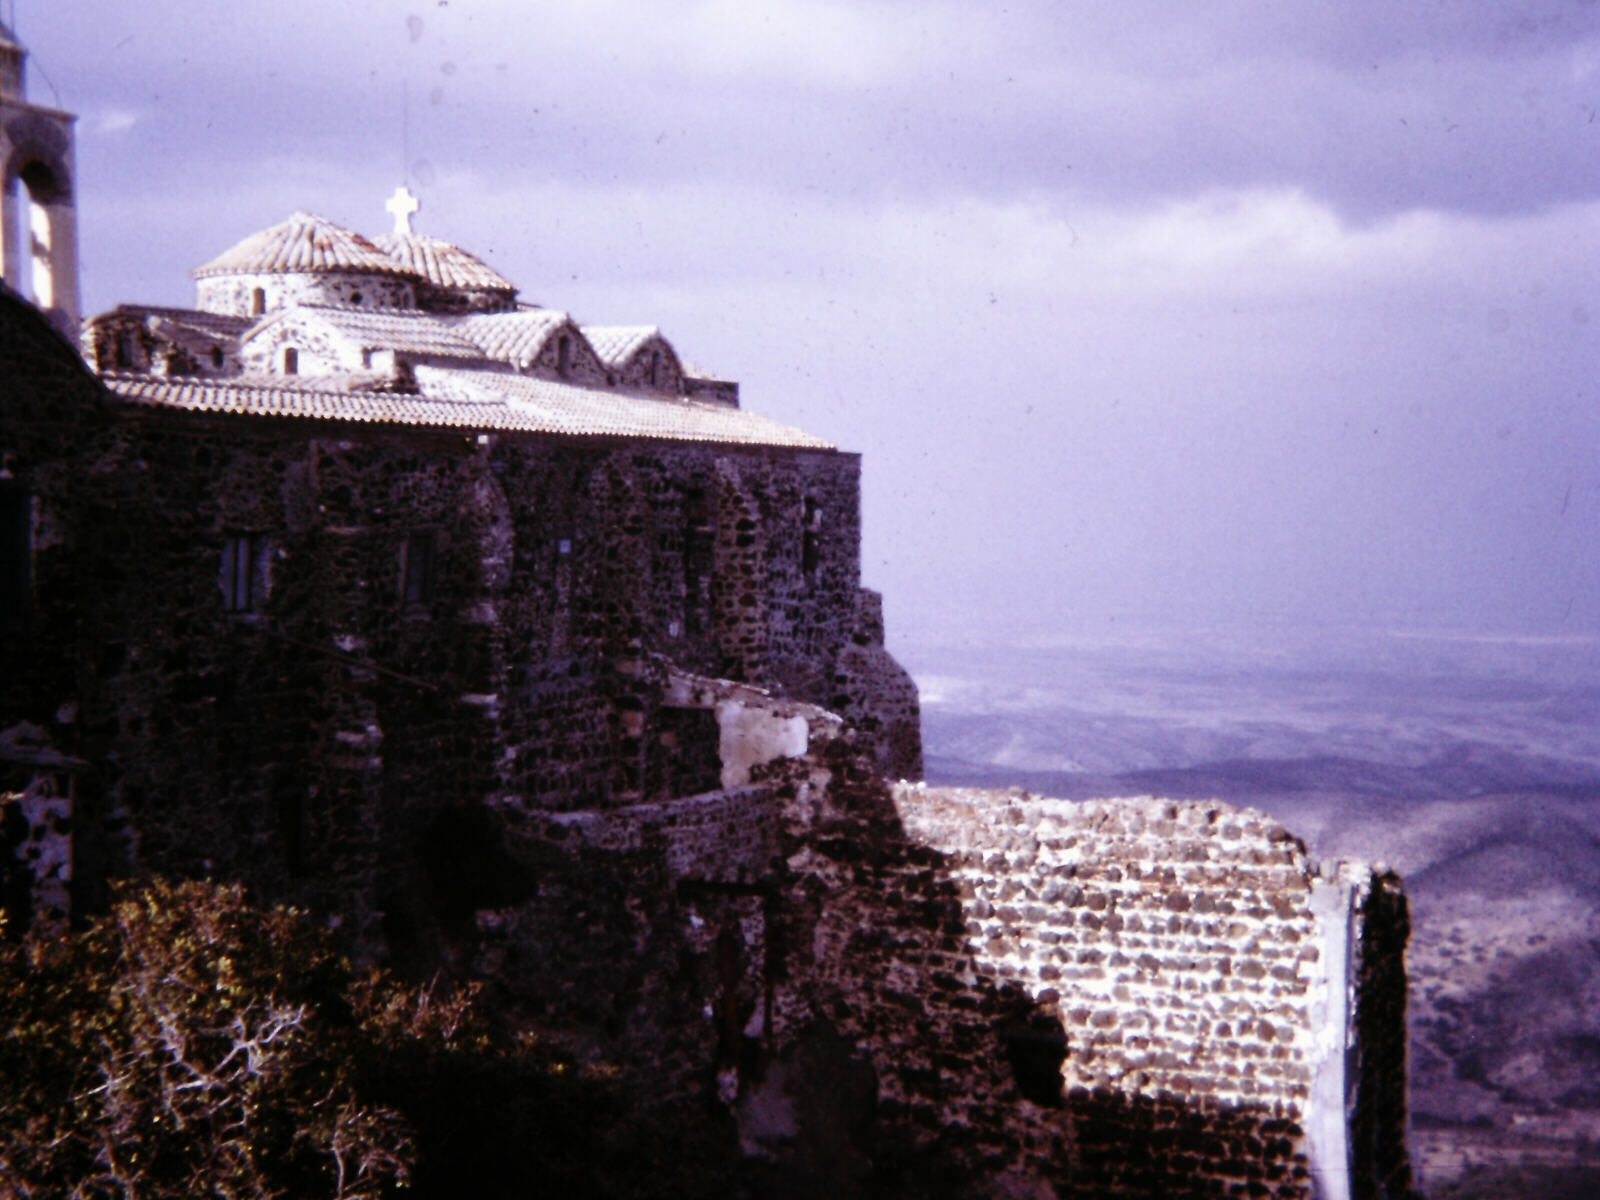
[282,347,299,375]
[557,335,572,379]
[649,351,661,389]
[210,346,224,369]
[220,534,264,613]
[0,484,32,633]
[251,287,266,316]
[114,332,134,369]
[802,499,822,575]
[361,348,374,369]
[401,530,436,608]
[349,290,363,306]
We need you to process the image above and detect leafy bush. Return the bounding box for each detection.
[0,879,684,1199]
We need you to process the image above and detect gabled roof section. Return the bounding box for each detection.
[90,304,252,339]
[582,325,668,369]
[101,371,834,449]
[194,212,416,280]
[373,233,516,295]
[249,305,487,361]
[456,309,576,369]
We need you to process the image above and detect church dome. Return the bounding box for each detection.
[373,233,515,296]
[193,212,415,280]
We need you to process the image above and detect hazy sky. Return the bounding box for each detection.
[10,0,1598,643]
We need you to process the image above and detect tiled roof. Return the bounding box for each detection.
[373,233,516,294]
[582,325,665,368]
[102,371,832,449]
[681,360,732,383]
[194,212,416,279]
[259,305,487,361]
[86,304,251,340]
[455,310,572,369]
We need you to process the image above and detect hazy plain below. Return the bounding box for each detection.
[899,622,1600,1198]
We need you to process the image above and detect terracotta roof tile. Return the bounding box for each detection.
[194,212,417,279]
[102,371,832,449]
[582,325,665,368]
[266,305,487,361]
[455,310,572,369]
[373,233,516,294]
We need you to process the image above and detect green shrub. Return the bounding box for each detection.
[0,879,666,1199]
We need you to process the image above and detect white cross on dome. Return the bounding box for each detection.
[385,185,420,235]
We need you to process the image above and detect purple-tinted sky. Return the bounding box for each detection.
[9,0,1598,643]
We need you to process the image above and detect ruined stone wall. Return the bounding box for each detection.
[829,589,923,781]
[879,786,1414,1199]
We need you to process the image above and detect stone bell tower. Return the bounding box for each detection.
[0,20,79,334]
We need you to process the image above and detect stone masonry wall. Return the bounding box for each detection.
[880,785,1414,1199]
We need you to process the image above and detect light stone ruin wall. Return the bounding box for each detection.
[885,785,1414,1199]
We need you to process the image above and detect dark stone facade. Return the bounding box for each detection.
[0,282,921,951]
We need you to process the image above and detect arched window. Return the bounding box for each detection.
[649,350,661,389]
[802,499,822,576]
[8,160,68,310]
[250,287,266,316]
[282,346,298,375]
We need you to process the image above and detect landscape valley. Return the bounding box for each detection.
[903,621,1600,1198]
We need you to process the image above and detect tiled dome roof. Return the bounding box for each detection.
[373,233,516,295]
[193,212,416,279]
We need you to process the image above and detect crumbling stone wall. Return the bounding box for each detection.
[0,725,79,929]
[882,786,1416,1199]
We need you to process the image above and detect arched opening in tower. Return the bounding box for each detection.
[4,158,70,313]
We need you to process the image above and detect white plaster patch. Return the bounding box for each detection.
[716,699,809,787]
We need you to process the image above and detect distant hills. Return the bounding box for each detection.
[905,628,1600,1197]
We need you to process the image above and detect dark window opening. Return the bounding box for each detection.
[683,488,712,636]
[0,485,32,633]
[361,348,374,369]
[349,290,363,306]
[282,346,298,375]
[250,287,266,316]
[557,334,572,379]
[802,499,822,576]
[114,332,134,369]
[649,350,661,389]
[210,346,224,369]
[1002,1012,1068,1108]
[219,533,263,613]
[401,530,436,608]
